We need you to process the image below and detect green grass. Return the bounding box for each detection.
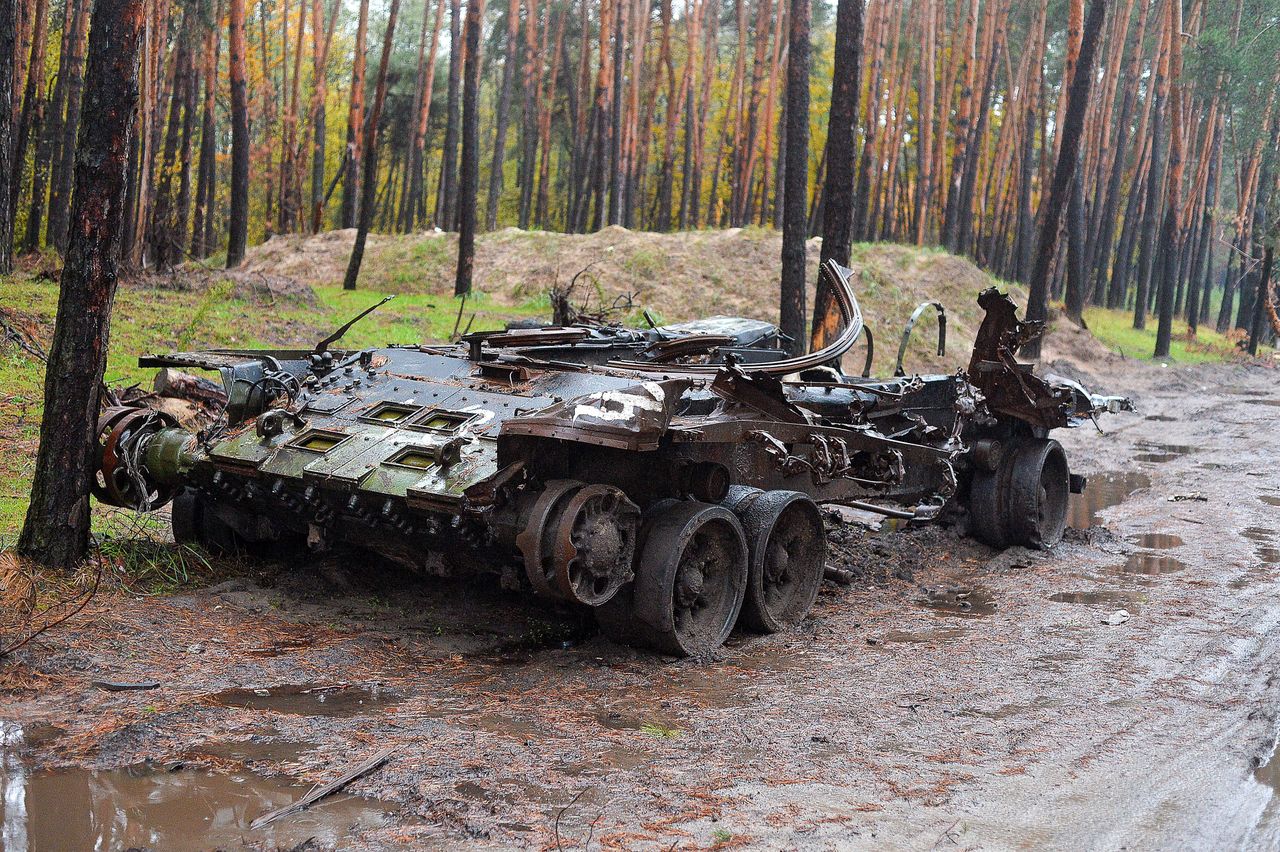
[0,270,550,541]
[1081,305,1269,364]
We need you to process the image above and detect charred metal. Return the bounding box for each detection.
[93,262,1130,656]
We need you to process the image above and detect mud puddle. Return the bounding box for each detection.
[1128,533,1184,548]
[1116,553,1187,575]
[209,683,397,716]
[1069,471,1151,528]
[916,585,997,617]
[1261,496,1280,507]
[1243,399,1280,407]
[1134,442,1197,463]
[192,738,317,765]
[1049,591,1141,612]
[1243,527,1276,544]
[1258,548,1280,565]
[0,729,403,850]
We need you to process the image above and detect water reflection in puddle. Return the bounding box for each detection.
[1049,591,1140,612]
[193,739,317,765]
[1116,553,1187,575]
[1244,527,1276,544]
[1134,443,1196,464]
[1258,548,1280,565]
[1244,399,1280,407]
[0,725,403,851]
[209,683,397,716]
[1069,471,1151,528]
[916,586,997,617]
[1127,533,1184,549]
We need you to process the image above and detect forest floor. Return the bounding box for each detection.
[1,230,1278,849]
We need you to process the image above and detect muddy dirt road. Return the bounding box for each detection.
[2,357,1279,850]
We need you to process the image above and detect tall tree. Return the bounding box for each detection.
[435,0,463,230]
[341,0,370,229]
[227,0,250,268]
[342,0,400,290]
[778,0,808,354]
[485,0,520,231]
[18,0,145,569]
[811,0,862,354]
[455,0,484,295]
[1153,0,1183,358]
[0,0,17,273]
[1022,0,1106,359]
[46,0,90,253]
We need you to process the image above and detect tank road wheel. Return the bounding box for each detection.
[969,438,1070,550]
[518,480,640,606]
[598,501,748,657]
[723,487,827,633]
[551,484,641,605]
[171,488,240,554]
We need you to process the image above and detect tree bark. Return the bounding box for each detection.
[810,0,862,354]
[1248,246,1273,356]
[1153,0,1183,358]
[342,0,400,290]
[0,0,17,273]
[227,0,250,268]
[485,0,519,231]
[777,0,808,355]
[435,0,462,230]
[46,0,90,253]
[341,0,370,229]
[455,0,483,295]
[1022,0,1105,360]
[18,0,145,569]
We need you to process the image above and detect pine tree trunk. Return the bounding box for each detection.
[0,0,16,272]
[485,0,519,231]
[435,0,462,230]
[1022,0,1105,359]
[9,0,48,231]
[455,0,484,294]
[17,0,145,569]
[191,8,220,258]
[341,0,370,229]
[1153,0,1183,358]
[1064,166,1087,323]
[777,0,808,355]
[343,0,400,289]
[1133,14,1171,331]
[810,0,862,353]
[47,0,90,252]
[227,0,250,267]
[309,0,339,232]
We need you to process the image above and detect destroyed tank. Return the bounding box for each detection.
[92,262,1128,656]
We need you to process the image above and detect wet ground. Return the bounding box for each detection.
[2,358,1279,849]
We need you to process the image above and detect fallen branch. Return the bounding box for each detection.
[92,680,161,692]
[250,745,396,830]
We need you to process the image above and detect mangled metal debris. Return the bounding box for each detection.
[93,261,1129,656]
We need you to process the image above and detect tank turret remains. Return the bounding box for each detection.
[92,262,1129,656]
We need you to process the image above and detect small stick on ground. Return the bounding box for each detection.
[250,745,396,830]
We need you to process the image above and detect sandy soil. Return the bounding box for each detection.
[3,354,1279,849]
